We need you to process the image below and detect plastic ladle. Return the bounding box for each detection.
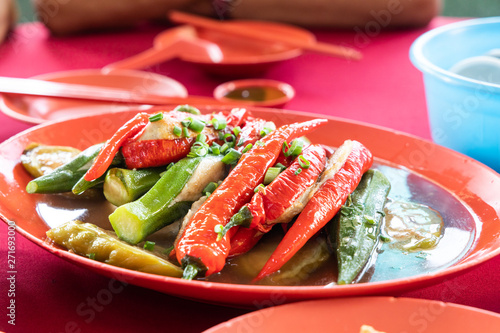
[102,25,223,73]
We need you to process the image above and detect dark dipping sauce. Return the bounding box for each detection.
[38,163,478,287]
[223,86,287,102]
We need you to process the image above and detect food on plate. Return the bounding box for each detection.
[47,220,183,277]
[329,169,391,284]
[22,106,445,285]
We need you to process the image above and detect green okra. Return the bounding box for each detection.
[103,168,163,206]
[109,155,225,244]
[26,144,104,194]
[330,169,391,284]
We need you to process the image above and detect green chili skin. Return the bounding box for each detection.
[26,144,104,194]
[330,169,391,284]
[109,155,225,244]
[103,168,163,206]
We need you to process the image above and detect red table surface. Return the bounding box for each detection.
[1,17,499,333]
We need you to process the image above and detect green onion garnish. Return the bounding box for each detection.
[173,104,201,115]
[241,143,253,154]
[222,148,242,164]
[196,133,207,143]
[181,117,192,127]
[224,133,235,143]
[220,141,234,154]
[188,118,205,133]
[86,253,96,260]
[254,183,266,194]
[294,168,302,175]
[233,126,242,137]
[143,241,155,251]
[163,245,174,256]
[264,167,281,184]
[211,116,227,130]
[283,139,304,158]
[260,122,276,137]
[173,125,182,137]
[275,163,286,171]
[149,113,163,122]
[182,127,189,137]
[211,142,221,155]
[203,182,218,196]
[188,142,209,157]
[255,140,265,147]
[298,155,311,169]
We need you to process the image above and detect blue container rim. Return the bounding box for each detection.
[410,16,500,93]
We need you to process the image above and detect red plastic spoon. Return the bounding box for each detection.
[102,25,223,73]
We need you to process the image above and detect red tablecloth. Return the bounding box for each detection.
[1,17,499,333]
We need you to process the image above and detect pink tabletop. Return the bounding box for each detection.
[1,17,499,332]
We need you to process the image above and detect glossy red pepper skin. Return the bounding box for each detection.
[246,144,327,233]
[235,118,268,150]
[228,228,264,258]
[84,112,150,182]
[121,109,249,169]
[254,140,373,281]
[175,119,328,276]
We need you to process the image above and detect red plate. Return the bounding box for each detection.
[204,297,500,332]
[0,106,499,307]
[0,69,187,124]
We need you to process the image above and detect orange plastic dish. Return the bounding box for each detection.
[0,69,187,124]
[0,106,499,307]
[204,297,500,333]
[182,21,315,76]
[213,79,295,107]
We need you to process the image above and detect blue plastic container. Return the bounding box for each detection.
[410,17,500,172]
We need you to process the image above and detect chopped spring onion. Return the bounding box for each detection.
[203,181,218,196]
[196,133,207,143]
[188,142,209,157]
[182,127,189,137]
[181,117,192,127]
[173,125,182,137]
[163,245,174,256]
[221,148,242,164]
[173,104,201,115]
[283,139,304,158]
[210,142,221,155]
[298,155,311,169]
[260,122,276,137]
[255,140,265,147]
[241,143,253,154]
[275,163,286,171]
[149,113,163,122]
[220,142,234,154]
[294,168,302,175]
[233,126,242,137]
[86,253,96,260]
[143,241,156,251]
[254,183,266,194]
[211,116,227,130]
[188,118,206,133]
[264,167,282,184]
[224,133,235,143]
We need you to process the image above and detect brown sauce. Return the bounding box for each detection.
[37,164,477,286]
[223,86,287,102]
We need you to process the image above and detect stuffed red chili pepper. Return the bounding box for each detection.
[221,144,327,236]
[84,112,150,181]
[121,113,218,169]
[254,140,373,281]
[175,118,328,279]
